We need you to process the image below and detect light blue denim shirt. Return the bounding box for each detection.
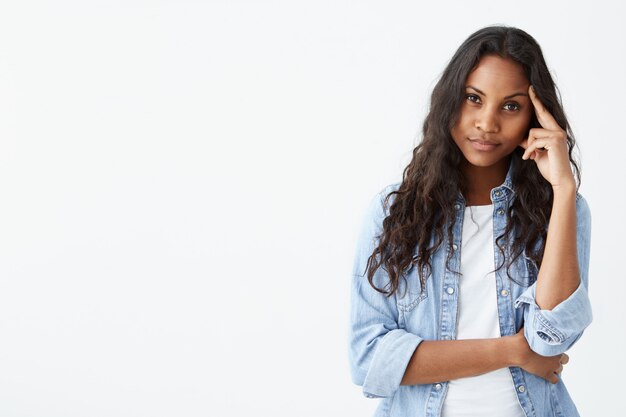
[348,165,592,417]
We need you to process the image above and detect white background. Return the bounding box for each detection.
[0,1,623,416]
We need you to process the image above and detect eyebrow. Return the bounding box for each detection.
[466,85,528,100]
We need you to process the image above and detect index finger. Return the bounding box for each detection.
[529,85,561,131]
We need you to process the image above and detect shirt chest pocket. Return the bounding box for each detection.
[396,262,428,312]
[509,252,540,287]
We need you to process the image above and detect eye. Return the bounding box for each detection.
[465,94,481,104]
[503,102,521,111]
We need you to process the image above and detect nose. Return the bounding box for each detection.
[475,107,500,133]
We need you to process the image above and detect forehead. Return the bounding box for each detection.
[466,55,529,91]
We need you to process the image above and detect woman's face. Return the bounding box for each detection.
[450,55,533,169]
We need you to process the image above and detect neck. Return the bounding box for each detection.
[462,157,510,206]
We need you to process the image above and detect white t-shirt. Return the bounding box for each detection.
[441,204,525,417]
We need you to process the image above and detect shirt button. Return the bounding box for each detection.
[435,383,442,390]
[446,287,454,295]
[495,190,502,197]
[497,208,504,215]
[454,203,461,210]
[452,244,458,250]
[500,289,509,297]
[518,385,526,393]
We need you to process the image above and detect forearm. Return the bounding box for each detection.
[400,336,518,385]
[535,184,580,310]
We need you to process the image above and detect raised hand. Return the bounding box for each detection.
[518,86,576,190]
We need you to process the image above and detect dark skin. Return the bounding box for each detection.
[451,55,534,205]
[400,330,567,385]
[402,55,577,386]
[461,156,511,205]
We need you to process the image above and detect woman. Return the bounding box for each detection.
[348,26,592,417]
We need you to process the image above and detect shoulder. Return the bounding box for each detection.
[575,191,591,231]
[368,182,402,216]
[575,191,589,210]
[359,182,402,235]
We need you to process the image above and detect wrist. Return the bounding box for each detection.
[552,180,576,195]
[551,183,576,208]
[506,333,527,367]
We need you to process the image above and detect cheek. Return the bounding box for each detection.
[509,115,532,139]
[451,109,471,137]
[450,122,464,144]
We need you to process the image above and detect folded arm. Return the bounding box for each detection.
[399,336,516,385]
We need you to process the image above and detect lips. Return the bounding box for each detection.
[469,138,499,146]
[468,138,499,151]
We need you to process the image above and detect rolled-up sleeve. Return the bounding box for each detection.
[348,186,423,398]
[514,194,592,356]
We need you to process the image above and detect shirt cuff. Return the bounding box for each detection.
[515,281,592,355]
[361,329,423,398]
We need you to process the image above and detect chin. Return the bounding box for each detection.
[463,151,513,169]
[466,159,498,168]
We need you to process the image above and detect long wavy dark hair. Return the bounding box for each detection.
[366,25,581,297]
